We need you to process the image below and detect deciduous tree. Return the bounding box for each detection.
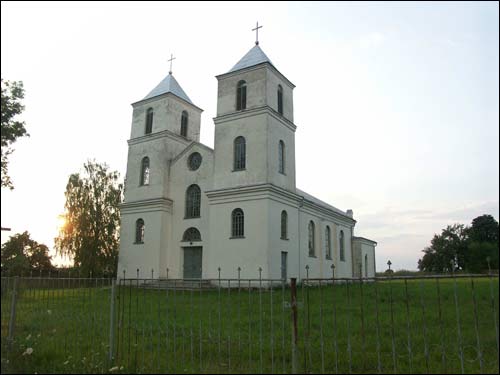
[1,79,29,189]
[1,231,53,275]
[418,224,468,272]
[55,160,122,276]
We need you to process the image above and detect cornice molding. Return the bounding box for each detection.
[216,62,295,89]
[120,197,173,213]
[206,183,356,226]
[213,106,297,132]
[128,129,192,146]
[131,92,204,112]
[352,236,377,246]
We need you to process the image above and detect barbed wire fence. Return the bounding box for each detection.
[1,260,498,374]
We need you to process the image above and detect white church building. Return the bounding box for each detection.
[117,40,377,282]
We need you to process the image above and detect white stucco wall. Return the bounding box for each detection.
[168,144,214,279]
[117,203,171,279]
[352,237,377,278]
[207,197,269,280]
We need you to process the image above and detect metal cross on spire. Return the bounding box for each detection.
[168,53,176,75]
[252,22,263,45]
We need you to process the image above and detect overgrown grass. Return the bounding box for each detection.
[1,276,498,374]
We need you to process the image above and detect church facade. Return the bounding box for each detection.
[117,43,377,281]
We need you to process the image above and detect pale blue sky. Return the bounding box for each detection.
[1,1,498,271]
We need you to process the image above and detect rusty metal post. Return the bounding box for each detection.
[108,278,117,365]
[290,278,298,374]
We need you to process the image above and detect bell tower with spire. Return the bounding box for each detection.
[212,26,297,192]
[118,56,204,279]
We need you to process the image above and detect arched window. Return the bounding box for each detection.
[277,85,283,115]
[340,230,345,261]
[325,226,332,259]
[140,157,150,186]
[308,221,315,257]
[145,108,153,134]
[278,140,285,174]
[181,111,188,137]
[236,80,247,110]
[185,184,201,218]
[135,219,145,243]
[234,136,246,170]
[281,210,288,240]
[365,254,368,278]
[182,227,201,242]
[232,208,244,237]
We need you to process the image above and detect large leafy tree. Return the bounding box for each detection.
[55,160,123,277]
[418,215,499,273]
[1,231,53,275]
[418,224,468,273]
[1,79,29,189]
[465,215,499,272]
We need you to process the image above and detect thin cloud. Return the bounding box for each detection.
[358,32,385,48]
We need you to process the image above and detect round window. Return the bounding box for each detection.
[188,152,202,171]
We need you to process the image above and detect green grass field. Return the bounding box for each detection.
[1,276,498,374]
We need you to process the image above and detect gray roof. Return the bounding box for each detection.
[296,188,350,217]
[143,73,193,104]
[228,44,274,73]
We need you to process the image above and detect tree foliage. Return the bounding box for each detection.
[418,215,499,273]
[418,224,468,273]
[55,160,123,277]
[1,79,29,189]
[1,231,53,275]
[465,214,499,272]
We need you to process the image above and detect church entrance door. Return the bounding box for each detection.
[183,247,202,279]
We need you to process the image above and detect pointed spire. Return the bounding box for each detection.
[227,44,274,74]
[142,73,193,104]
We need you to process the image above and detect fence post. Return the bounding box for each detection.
[8,276,19,350]
[108,278,117,366]
[290,277,298,374]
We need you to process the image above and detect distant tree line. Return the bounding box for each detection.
[418,214,499,273]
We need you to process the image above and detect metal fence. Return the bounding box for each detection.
[1,265,498,374]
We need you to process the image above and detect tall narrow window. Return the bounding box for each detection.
[278,140,285,174]
[145,108,153,134]
[181,111,188,137]
[365,254,368,278]
[135,219,145,243]
[308,221,315,257]
[281,210,288,239]
[234,136,246,170]
[236,80,247,110]
[140,157,150,186]
[339,230,345,261]
[277,85,283,115]
[325,226,332,259]
[232,208,244,237]
[185,184,201,218]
